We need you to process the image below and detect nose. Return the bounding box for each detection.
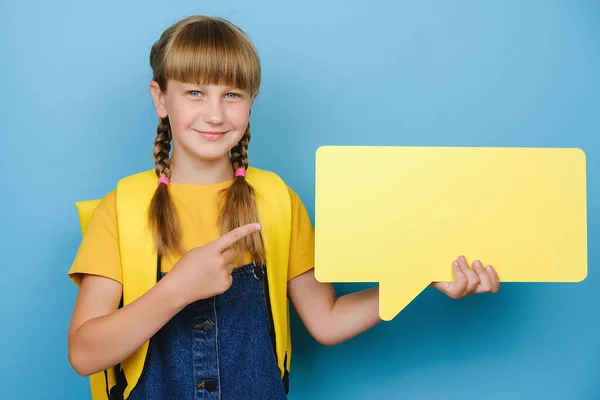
[203,98,225,125]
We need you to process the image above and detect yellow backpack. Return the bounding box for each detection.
[75,167,293,399]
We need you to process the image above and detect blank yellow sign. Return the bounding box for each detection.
[314,146,587,321]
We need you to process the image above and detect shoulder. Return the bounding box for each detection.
[113,169,158,211]
[116,169,156,188]
[247,166,306,204]
[247,166,290,197]
[247,166,285,184]
[76,169,154,234]
[75,190,116,235]
[285,185,302,205]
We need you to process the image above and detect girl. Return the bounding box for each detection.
[67,15,500,400]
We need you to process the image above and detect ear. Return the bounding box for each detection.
[150,81,168,118]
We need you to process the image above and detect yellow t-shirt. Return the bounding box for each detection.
[69,180,315,286]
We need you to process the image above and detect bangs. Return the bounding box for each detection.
[160,20,261,95]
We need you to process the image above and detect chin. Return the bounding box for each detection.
[193,147,233,162]
[178,138,238,164]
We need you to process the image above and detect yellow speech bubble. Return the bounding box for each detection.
[314,146,587,321]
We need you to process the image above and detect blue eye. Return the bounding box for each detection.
[225,93,241,99]
[189,91,201,97]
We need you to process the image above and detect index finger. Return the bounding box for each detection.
[212,223,262,252]
[449,260,468,298]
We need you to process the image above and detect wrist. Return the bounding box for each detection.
[157,273,188,312]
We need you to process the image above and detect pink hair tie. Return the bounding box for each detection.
[158,177,169,186]
[234,168,247,178]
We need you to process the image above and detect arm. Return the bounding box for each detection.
[285,188,382,346]
[68,222,260,376]
[68,274,184,376]
[284,188,500,347]
[287,257,500,347]
[67,190,183,376]
[287,268,381,346]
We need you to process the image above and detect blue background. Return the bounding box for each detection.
[1,0,598,399]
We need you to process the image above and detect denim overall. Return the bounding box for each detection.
[125,262,288,400]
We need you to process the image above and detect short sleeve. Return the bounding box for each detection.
[68,190,123,286]
[286,186,315,281]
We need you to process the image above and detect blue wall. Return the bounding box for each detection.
[1,1,599,399]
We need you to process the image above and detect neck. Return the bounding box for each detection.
[169,152,234,185]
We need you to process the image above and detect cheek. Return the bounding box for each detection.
[227,105,251,130]
[167,99,198,128]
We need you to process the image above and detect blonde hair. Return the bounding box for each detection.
[147,15,265,263]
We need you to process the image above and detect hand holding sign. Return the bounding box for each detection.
[314,146,587,320]
[431,255,500,299]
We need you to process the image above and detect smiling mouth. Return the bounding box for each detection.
[194,129,227,141]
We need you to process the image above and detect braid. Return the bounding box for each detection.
[218,122,266,264]
[148,117,183,257]
[154,117,172,179]
[230,123,250,171]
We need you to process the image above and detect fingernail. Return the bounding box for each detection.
[452,261,458,267]
[474,260,482,267]
[255,224,262,230]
